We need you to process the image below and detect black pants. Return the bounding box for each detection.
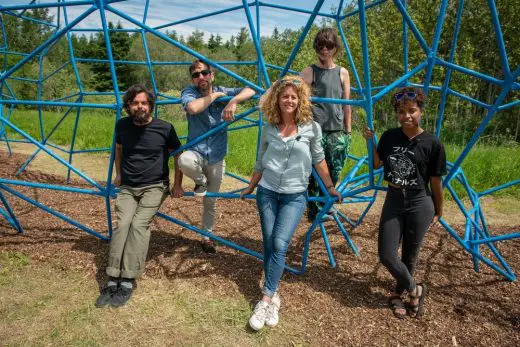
[378,187,434,294]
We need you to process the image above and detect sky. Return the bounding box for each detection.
[3,0,345,41]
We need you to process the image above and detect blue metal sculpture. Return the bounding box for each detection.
[1,0,518,280]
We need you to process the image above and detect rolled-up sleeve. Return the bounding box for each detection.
[310,121,325,164]
[253,125,269,173]
[181,87,197,111]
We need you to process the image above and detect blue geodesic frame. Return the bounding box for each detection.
[0,0,519,280]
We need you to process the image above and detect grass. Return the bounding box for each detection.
[0,251,308,346]
[3,108,519,198]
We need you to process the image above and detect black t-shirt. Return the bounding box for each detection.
[115,117,181,187]
[377,128,447,194]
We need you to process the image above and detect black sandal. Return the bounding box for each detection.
[389,295,407,319]
[408,283,428,318]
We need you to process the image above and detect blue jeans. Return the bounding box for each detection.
[256,185,307,298]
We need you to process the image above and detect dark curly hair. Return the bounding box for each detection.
[123,84,155,115]
[391,87,426,111]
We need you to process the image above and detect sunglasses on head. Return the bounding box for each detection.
[278,78,301,86]
[394,91,417,101]
[191,69,211,79]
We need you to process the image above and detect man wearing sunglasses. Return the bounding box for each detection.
[175,59,255,253]
[300,28,352,222]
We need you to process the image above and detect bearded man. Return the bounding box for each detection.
[173,59,255,253]
[96,84,182,308]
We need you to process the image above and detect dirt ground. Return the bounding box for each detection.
[1,148,520,346]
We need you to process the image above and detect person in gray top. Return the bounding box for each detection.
[300,28,352,221]
[240,75,341,331]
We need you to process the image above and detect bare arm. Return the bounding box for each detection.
[313,160,342,200]
[222,87,256,122]
[341,67,352,133]
[185,91,226,115]
[430,176,443,225]
[362,126,383,169]
[240,171,263,198]
[171,152,184,198]
[114,143,122,186]
[299,66,313,86]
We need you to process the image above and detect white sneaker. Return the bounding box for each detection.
[249,300,269,331]
[265,300,280,327]
[271,292,281,309]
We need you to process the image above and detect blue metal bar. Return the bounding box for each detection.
[0,183,109,241]
[478,179,520,197]
[435,58,504,86]
[141,29,159,118]
[0,115,104,190]
[225,171,250,184]
[445,67,520,184]
[311,96,364,106]
[341,0,389,19]
[15,101,79,176]
[265,63,299,75]
[6,76,39,83]
[243,0,270,88]
[422,0,449,95]
[470,232,520,245]
[258,1,334,19]
[0,189,23,234]
[67,95,83,182]
[0,100,114,109]
[402,0,408,75]
[332,213,360,256]
[486,0,511,78]
[154,3,248,30]
[447,88,490,109]
[358,0,375,185]
[319,223,336,268]
[440,219,515,281]
[498,99,520,111]
[392,0,430,54]
[53,93,81,102]
[372,61,429,101]
[336,18,363,93]
[42,60,71,82]
[436,0,465,138]
[2,10,58,28]
[105,4,263,93]
[73,148,112,154]
[279,0,326,78]
[0,1,94,11]
[0,178,104,196]
[0,6,97,83]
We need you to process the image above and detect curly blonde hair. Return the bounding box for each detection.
[259,75,313,125]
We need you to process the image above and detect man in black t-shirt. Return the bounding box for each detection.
[96,85,181,308]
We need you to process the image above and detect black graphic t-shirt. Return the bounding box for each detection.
[115,117,181,187]
[377,128,447,194]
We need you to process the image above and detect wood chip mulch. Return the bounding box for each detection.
[1,150,519,346]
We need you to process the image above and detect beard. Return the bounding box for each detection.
[197,79,211,94]
[130,110,151,126]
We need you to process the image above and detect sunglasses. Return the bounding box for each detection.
[278,78,301,86]
[316,42,336,51]
[394,91,417,101]
[191,69,211,79]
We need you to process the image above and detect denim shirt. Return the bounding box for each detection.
[181,85,243,164]
[254,121,325,194]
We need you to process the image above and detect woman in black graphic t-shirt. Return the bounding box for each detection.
[363,87,447,319]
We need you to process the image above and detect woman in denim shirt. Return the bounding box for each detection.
[241,75,342,331]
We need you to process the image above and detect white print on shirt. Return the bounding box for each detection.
[387,146,418,186]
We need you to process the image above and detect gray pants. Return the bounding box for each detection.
[378,187,434,294]
[178,150,225,232]
[107,183,168,279]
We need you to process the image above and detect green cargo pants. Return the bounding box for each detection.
[106,182,169,279]
[307,131,351,220]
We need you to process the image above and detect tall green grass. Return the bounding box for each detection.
[3,109,519,198]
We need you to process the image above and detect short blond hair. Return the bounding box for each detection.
[259,75,313,125]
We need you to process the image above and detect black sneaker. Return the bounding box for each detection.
[201,239,217,253]
[110,285,133,307]
[95,283,117,308]
[194,183,208,197]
